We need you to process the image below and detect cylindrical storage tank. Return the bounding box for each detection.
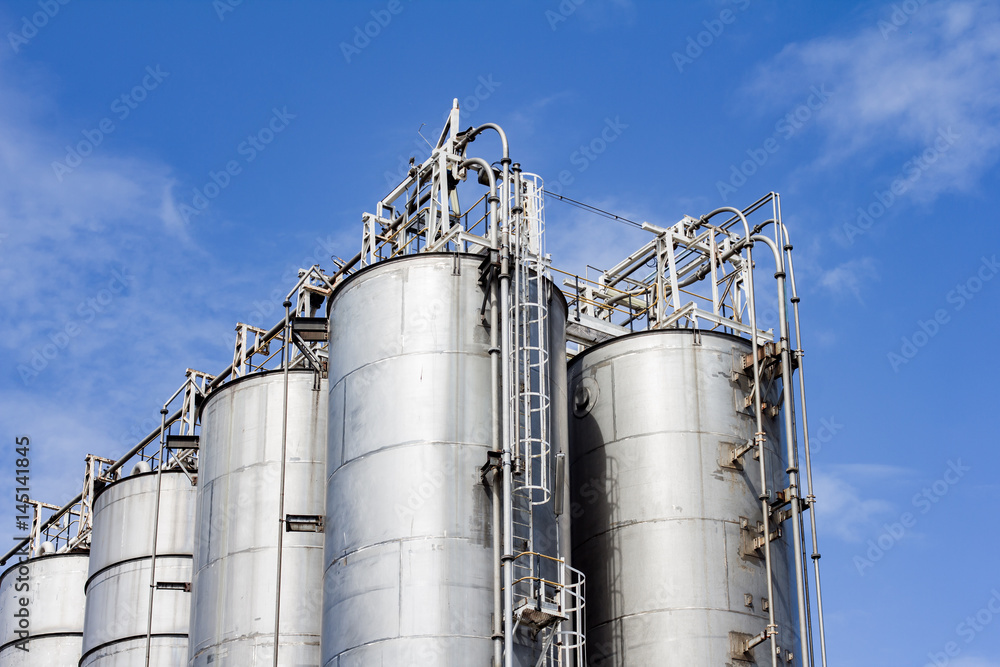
[322,253,569,666]
[190,369,328,666]
[0,553,89,666]
[81,470,195,666]
[567,329,799,665]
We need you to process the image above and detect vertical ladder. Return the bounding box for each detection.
[509,173,552,617]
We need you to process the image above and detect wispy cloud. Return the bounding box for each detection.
[506,91,576,136]
[746,0,1000,202]
[0,56,238,527]
[814,464,908,542]
[818,256,879,301]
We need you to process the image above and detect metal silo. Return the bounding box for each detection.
[567,329,799,665]
[0,553,89,666]
[81,469,195,666]
[190,369,328,666]
[322,252,571,666]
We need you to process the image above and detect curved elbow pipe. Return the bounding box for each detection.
[701,206,751,240]
[460,157,496,193]
[750,234,784,273]
[460,123,510,161]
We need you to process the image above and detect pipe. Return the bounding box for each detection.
[144,408,168,667]
[500,165,522,667]
[480,158,502,667]
[701,208,778,667]
[457,120,510,249]
[780,220,829,667]
[458,122,510,162]
[332,251,362,281]
[753,234,811,664]
[272,300,292,666]
[491,466,503,667]
[459,158,499,245]
[491,279,504,667]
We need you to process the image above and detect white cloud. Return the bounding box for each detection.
[818,256,879,301]
[0,56,241,538]
[747,0,1000,202]
[814,464,906,542]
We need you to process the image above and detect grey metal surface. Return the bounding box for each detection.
[322,253,569,666]
[322,253,495,666]
[80,637,189,667]
[567,329,799,665]
[190,369,328,667]
[0,553,88,666]
[82,469,196,666]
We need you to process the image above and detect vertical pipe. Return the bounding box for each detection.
[272,300,292,667]
[744,246,780,667]
[756,234,812,663]
[490,185,504,667]
[492,467,503,667]
[501,247,514,667]
[780,219,829,667]
[501,163,522,667]
[702,207,778,666]
[144,407,168,667]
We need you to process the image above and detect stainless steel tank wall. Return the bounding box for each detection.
[190,369,328,666]
[0,553,89,666]
[81,470,195,666]
[529,279,570,563]
[322,253,570,666]
[567,329,799,665]
[322,254,496,666]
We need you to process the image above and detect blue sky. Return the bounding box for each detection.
[1,1,998,665]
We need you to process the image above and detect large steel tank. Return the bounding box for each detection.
[81,469,195,666]
[0,553,89,666]
[190,369,328,666]
[567,329,799,665]
[321,253,569,666]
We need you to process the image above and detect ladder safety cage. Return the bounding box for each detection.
[348,102,587,667]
